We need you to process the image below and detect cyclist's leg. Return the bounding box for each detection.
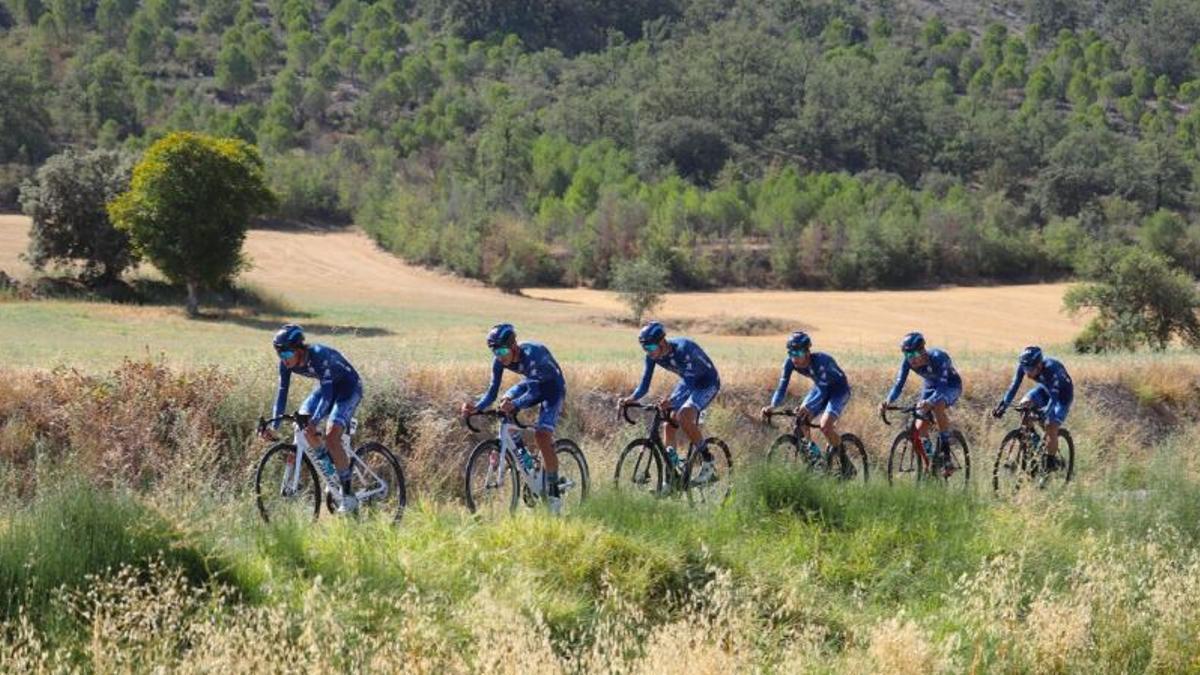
[298,385,327,450]
[663,382,690,450]
[799,386,826,446]
[1044,391,1070,458]
[680,382,719,459]
[532,393,562,474]
[324,384,362,472]
[818,389,850,449]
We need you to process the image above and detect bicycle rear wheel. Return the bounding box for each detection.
[614,438,664,496]
[464,440,518,515]
[684,437,732,506]
[255,443,321,524]
[352,442,406,522]
[826,434,869,483]
[554,439,590,513]
[939,431,971,488]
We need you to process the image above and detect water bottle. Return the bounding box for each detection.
[512,429,535,471]
[666,446,681,468]
[807,440,822,461]
[1029,430,1042,451]
[313,446,337,480]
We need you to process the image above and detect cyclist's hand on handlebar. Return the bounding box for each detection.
[460,401,477,418]
[258,426,277,442]
[498,398,516,415]
[991,401,1007,419]
[759,406,772,422]
[878,401,889,416]
[656,398,673,414]
[617,396,632,409]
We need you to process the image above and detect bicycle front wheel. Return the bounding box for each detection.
[255,443,321,524]
[352,442,406,522]
[464,440,518,515]
[827,434,869,483]
[993,429,1032,495]
[766,434,807,467]
[887,432,923,486]
[940,431,971,488]
[684,437,732,506]
[614,439,663,496]
[554,439,590,513]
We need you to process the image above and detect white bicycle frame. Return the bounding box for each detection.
[484,418,546,498]
[277,418,389,502]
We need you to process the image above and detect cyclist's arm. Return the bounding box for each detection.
[1001,363,1024,405]
[271,362,291,429]
[629,355,655,400]
[769,357,794,408]
[474,358,504,410]
[885,359,909,403]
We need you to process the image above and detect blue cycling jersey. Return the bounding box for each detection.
[630,337,720,400]
[273,344,362,427]
[475,342,566,410]
[886,348,961,403]
[1002,356,1073,405]
[770,352,850,407]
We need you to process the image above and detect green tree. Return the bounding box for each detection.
[611,257,668,323]
[1064,246,1200,351]
[0,57,53,163]
[216,39,255,95]
[107,132,275,316]
[19,149,135,283]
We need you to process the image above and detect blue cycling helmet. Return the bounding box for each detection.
[900,331,925,352]
[486,323,516,348]
[1019,345,1044,369]
[786,331,812,352]
[273,324,305,350]
[638,321,666,345]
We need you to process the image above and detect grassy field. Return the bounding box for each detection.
[2,215,1199,672]
[0,215,1089,369]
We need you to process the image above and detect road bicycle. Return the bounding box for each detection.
[254,412,406,523]
[613,402,733,505]
[461,409,589,516]
[763,407,868,482]
[992,401,1075,494]
[881,404,970,487]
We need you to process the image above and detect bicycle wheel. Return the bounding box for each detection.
[1033,429,1075,490]
[351,442,406,522]
[826,434,869,483]
[255,443,321,524]
[684,437,733,506]
[886,432,925,486]
[614,438,663,496]
[553,439,590,513]
[939,430,971,488]
[464,439,518,515]
[766,434,807,467]
[992,429,1032,495]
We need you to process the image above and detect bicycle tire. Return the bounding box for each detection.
[684,437,732,506]
[886,432,923,486]
[553,438,590,513]
[463,439,518,515]
[352,442,406,522]
[826,433,869,483]
[766,434,807,466]
[255,443,321,524]
[614,438,664,496]
[992,428,1030,495]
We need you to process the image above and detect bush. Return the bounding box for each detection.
[19,149,136,283]
[1065,246,1200,352]
[611,258,668,323]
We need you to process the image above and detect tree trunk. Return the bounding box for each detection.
[185,281,200,317]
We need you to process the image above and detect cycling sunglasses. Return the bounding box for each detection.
[903,350,922,360]
[788,349,808,358]
[492,346,511,357]
[277,349,296,361]
[641,342,660,353]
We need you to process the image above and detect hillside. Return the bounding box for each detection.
[2,0,1200,295]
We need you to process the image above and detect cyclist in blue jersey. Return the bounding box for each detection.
[259,324,363,513]
[618,321,720,482]
[992,346,1073,473]
[879,331,963,472]
[760,331,851,456]
[460,323,567,513]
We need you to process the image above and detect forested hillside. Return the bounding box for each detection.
[2,0,1200,290]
